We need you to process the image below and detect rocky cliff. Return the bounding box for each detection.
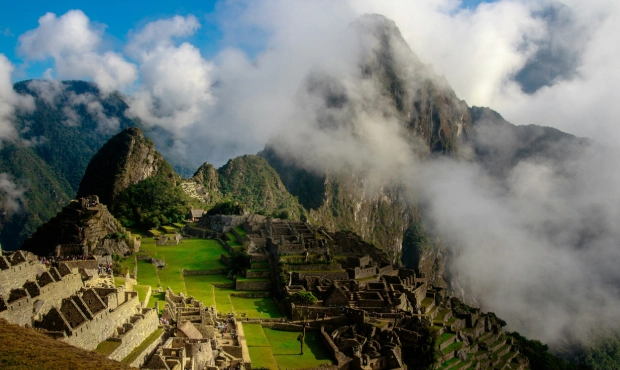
[77,127,178,206]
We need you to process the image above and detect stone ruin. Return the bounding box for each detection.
[0,248,160,365]
[21,195,140,257]
[145,288,251,370]
[221,215,532,370]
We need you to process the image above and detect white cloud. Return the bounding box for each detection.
[0,173,25,212]
[125,15,214,137]
[0,55,34,143]
[18,10,137,92]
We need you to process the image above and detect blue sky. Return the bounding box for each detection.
[0,0,490,81]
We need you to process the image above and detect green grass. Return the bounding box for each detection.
[172,223,185,228]
[121,328,164,365]
[213,287,235,314]
[230,297,283,318]
[442,341,464,355]
[244,324,279,369]
[157,267,186,294]
[234,226,247,238]
[136,260,160,288]
[160,226,177,233]
[438,332,455,345]
[438,358,460,369]
[236,277,269,282]
[183,274,232,307]
[94,340,121,356]
[148,229,163,236]
[248,347,279,369]
[114,277,126,287]
[133,285,151,304]
[148,292,167,314]
[263,328,334,369]
[118,256,136,276]
[243,323,271,347]
[225,232,242,247]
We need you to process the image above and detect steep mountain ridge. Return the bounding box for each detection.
[77,127,178,206]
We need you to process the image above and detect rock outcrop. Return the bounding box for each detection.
[77,127,177,206]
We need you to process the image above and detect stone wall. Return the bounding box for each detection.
[320,326,351,370]
[286,263,340,271]
[183,269,228,276]
[235,280,272,291]
[245,270,270,279]
[63,260,99,270]
[0,260,42,298]
[293,271,349,281]
[205,215,247,233]
[63,293,141,350]
[230,292,271,298]
[235,321,252,368]
[346,266,377,279]
[108,308,160,361]
[0,269,84,327]
[128,329,168,368]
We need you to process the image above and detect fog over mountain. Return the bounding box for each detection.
[1,0,620,351]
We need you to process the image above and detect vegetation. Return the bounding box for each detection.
[510,332,590,370]
[401,221,431,268]
[262,328,334,369]
[577,332,620,370]
[206,200,247,216]
[403,325,438,370]
[112,177,195,229]
[217,155,304,219]
[121,328,164,365]
[286,291,318,306]
[0,318,133,369]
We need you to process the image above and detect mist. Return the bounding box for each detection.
[3,0,620,349]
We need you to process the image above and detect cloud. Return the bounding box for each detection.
[18,10,137,92]
[0,173,25,213]
[125,15,214,148]
[10,1,620,349]
[0,55,34,143]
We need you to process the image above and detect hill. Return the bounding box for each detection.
[0,80,140,250]
[0,318,132,370]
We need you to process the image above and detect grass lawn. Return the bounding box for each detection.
[230,297,283,318]
[225,232,242,247]
[213,287,235,314]
[148,229,163,236]
[114,277,125,287]
[183,274,232,307]
[234,226,247,238]
[95,340,121,356]
[172,223,185,228]
[136,260,160,288]
[156,239,229,271]
[248,346,279,369]
[160,226,177,233]
[133,285,151,304]
[157,267,186,294]
[243,324,278,369]
[148,291,167,314]
[263,328,334,369]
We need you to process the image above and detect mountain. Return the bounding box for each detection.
[77,127,178,206]
[0,80,140,250]
[260,14,471,279]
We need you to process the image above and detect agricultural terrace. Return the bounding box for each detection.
[129,236,283,318]
[121,229,337,368]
